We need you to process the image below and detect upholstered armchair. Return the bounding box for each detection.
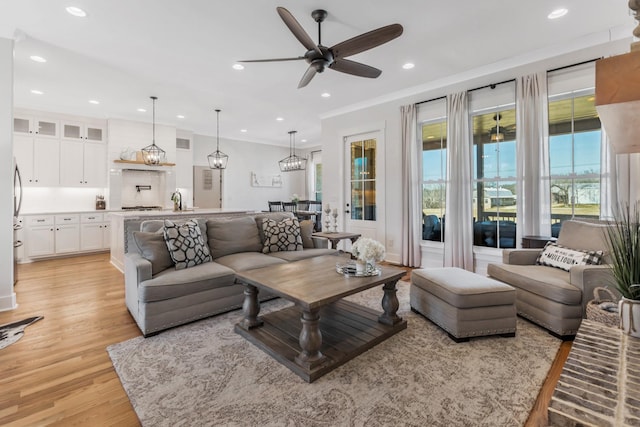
[487,220,618,338]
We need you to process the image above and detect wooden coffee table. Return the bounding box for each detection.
[234,255,407,382]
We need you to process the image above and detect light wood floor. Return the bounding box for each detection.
[0,254,569,426]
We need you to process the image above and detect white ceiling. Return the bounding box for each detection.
[0,0,635,147]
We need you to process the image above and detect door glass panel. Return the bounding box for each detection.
[64,124,82,139]
[14,118,30,133]
[38,120,57,136]
[349,138,377,222]
[86,127,103,142]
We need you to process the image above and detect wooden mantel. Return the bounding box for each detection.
[113,159,175,166]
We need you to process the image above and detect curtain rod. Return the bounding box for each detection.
[416,57,602,107]
[547,57,601,74]
[415,78,515,106]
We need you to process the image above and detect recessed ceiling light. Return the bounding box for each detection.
[177,115,185,119]
[30,55,46,63]
[89,99,99,105]
[301,139,307,143]
[240,129,248,133]
[548,8,568,19]
[321,92,331,98]
[276,117,284,121]
[427,135,435,139]
[65,6,87,17]
[232,63,245,70]
[137,108,146,112]
[30,89,44,95]
[402,63,415,70]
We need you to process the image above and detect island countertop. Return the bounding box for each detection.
[108,208,255,219]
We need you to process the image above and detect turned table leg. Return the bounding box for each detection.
[294,309,326,369]
[239,284,263,330]
[379,279,403,326]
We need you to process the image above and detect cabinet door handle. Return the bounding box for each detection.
[36,219,45,222]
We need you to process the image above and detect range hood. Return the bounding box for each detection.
[596,49,640,154]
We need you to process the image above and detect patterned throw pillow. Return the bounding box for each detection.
[535,241,603,272]
[163,219,212,270]
[262,217,303,253]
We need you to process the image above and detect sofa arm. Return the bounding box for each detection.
[124,253,153,320]
[569,264,619,316]
[502,249,542,265]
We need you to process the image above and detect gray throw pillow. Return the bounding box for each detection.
[299,219,314,249]
[133,231,174,276]
[163,219,212,270]
[262,217,303,253]
[207,216,262,259]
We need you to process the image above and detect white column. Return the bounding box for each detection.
[0,37,16,311]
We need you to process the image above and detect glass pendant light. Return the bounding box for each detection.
[207,109,228,169]
[141,96,166,165]
[279,130,307,172]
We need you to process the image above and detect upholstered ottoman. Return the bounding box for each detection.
[410,267,517,342]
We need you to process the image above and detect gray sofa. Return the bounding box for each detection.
[124,212,338,336]
[487,220,618,338]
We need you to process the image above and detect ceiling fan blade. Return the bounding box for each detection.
[298,65,318,88]
[329,59,381,78]
[331,24,403,59]
[276,7,323,56]
[238,57,305,63]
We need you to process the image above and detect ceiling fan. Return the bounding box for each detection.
[239,7,403,88]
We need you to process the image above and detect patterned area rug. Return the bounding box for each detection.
[108,282,560,427]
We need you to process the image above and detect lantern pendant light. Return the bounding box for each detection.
[141,96,166,165]
[207,109,228,169]
[279,130,307,172]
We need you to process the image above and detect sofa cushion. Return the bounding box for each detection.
[536,241,603,271]
[487,263,582,305]
[139,261,236,303]
[207,216,262,259]
[267,248,338,262]
[262,217,303,253]
[254,212,295,243]
[214,252,287,271]
[133,230,174,276]
[557,220,611,263]
[300,220,315,249]
[163,219,212,270]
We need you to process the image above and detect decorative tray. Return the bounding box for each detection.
[335,262,381,277]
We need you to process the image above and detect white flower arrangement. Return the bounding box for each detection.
[291,193,299,203]
[351,237,386,262]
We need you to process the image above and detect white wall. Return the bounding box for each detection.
[321,38,631,267]
[193,134,305,211]
[0,37,16,311]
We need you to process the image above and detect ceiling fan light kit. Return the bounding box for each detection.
[141,96,167,165]
[279,130,307,172]
[208,109,229,169]
[239,7,403,88]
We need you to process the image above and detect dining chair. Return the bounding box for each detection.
[282,202,297,212]
[268,201,284,212]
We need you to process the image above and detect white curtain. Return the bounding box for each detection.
[515,72,551,244]
[444,92,474,270]
[401,104,422,267]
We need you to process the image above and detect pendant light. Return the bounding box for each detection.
[489,113,505,142]
[279,130,307,172]
[207,109,228,169]
[141,96,166,165]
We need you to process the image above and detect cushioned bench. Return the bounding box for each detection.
[410,267,517,342]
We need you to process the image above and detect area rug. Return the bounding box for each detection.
[0,316,43,350]
[108,282,560,427]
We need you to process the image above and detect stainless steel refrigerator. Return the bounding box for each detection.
[13,157,23,285]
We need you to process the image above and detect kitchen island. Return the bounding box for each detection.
[109,208,254,272]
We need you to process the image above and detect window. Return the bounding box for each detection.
[310,151,322,202]
[470,83,517,249]
[548,64,600,235]
[421,120,447,242]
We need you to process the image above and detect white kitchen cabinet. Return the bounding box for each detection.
[13,115,59,138]
[13,134,60,186]
[60,141,106,187]
[54,214,80,254]
[26,216,55,258]
[80,213,109,250]
[62,120,105,143]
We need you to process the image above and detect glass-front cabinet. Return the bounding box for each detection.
[13,115,59,138]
